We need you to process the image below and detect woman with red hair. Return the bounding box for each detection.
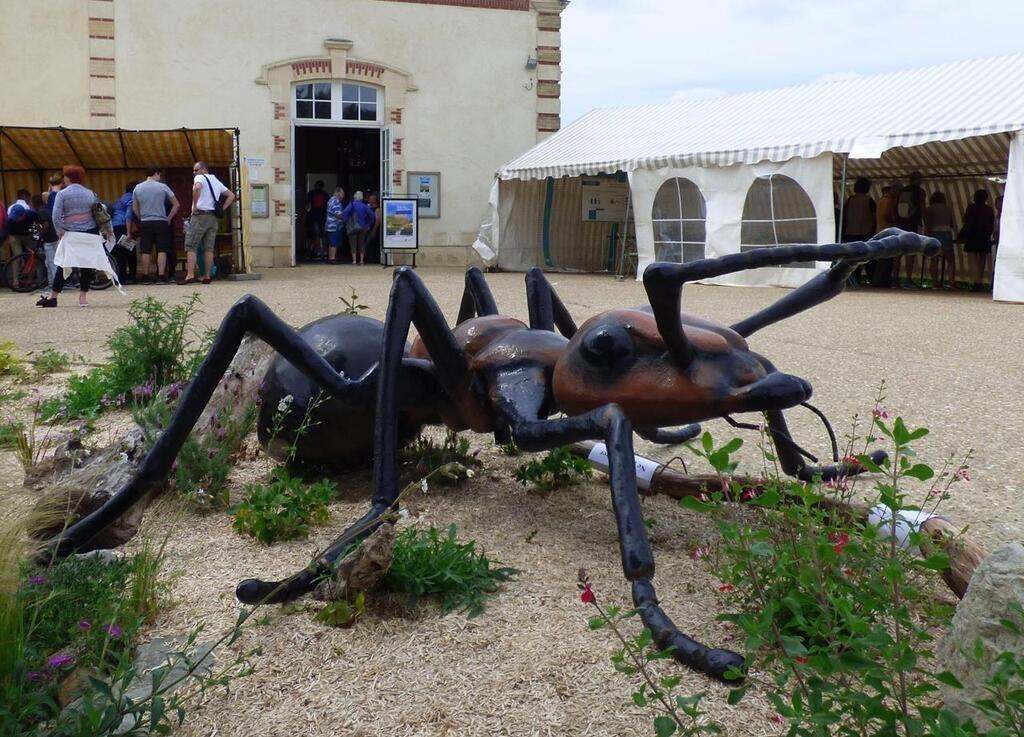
[40,165,117,307]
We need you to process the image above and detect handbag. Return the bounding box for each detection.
[202,175,225,218]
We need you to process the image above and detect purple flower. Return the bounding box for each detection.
[78,619,92,632]
[100,394,111,407]
[165,382,184,401]
[26,671,48,682]
[28,575,46,586]
[47,654,74,669]
[103,624,123,639]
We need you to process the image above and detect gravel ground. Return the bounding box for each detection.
[1,265,1021,736]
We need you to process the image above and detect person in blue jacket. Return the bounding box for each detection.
[110,182,137,282]
[340,191,376,266]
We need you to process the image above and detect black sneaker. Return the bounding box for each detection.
[37,297,57,308]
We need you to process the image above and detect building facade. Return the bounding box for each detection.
[3,0,567,268]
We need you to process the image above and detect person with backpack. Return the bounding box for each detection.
[339,191,376,266]
[892,171,927,287]
[184,161,236,285]
[306,180,330,260]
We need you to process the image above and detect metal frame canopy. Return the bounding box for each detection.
[0,126,237,181]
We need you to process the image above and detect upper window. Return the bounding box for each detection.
[740,174,817,267]
[652,177,706,263]
[294,82,380,123]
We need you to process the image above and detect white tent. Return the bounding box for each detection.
[486,54,1024,302]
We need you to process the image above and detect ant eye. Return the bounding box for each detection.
[580,324,634,366]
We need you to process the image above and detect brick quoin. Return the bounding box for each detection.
[379,0,529,9]
[393,170,403,186]
[274,201,287,215]
[389,108,403,124]
[393,139,403,155]
[273,135,286,151]
[273,103,286,120]
[274,167,286,183]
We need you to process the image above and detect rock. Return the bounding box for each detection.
[71,549,120,564]
[314,523,395,601]
[937,542,1024,727]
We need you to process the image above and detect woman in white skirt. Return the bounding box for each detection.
[38,165,117,308]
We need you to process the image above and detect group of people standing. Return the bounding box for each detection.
[305,181,381,265]
[0,162,235,307]
[841,171,1001,291]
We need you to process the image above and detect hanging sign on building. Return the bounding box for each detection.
[581,175,629,222]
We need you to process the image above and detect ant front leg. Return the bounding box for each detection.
[44,295,374,560]
[635,424,702,444]
[502,396,744,681]
[456,266,500,324]
[238,267,473,604]
[526,267,577,337]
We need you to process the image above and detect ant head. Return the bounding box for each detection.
[552,309,812,426]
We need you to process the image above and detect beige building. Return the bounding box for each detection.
[2,0,567,269]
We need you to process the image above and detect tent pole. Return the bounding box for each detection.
[617,184,633,275]
[836,154,848,241]
[0,128,6,203]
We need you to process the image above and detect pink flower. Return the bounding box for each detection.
[26,671,48,682]
[740,488,756,502]
[829,532,850,555]
[795,655,808,664]
[47,654,74,669]
[843,567,853,577]
[103,624,123,639]
[698,493,709,503]
[956,468,971,482]
[78,619,92,632]
[28,575,46,586]
[769,713,783,724]
[691,547,707,561]
[580,583,596,605]
[871,407,890,419]
[718,583,735,593]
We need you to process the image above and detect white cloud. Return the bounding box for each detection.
[559,0,1024,124]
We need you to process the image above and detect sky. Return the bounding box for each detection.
[559,0,1024,125]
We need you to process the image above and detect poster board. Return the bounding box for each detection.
[409,172,440,218]
[382,197,419,252]
[581,174,629,222]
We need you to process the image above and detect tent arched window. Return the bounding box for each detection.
[740,174,817,267]
[652,177,707,263]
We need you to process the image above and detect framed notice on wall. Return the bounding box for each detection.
[408,172,440,218]
[382,197,420,253]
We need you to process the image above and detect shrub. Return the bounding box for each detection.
[514,446,592,492]
[40,367,109,423]
[231,468,336,545]
[0,341,27,381]
[32,349,70,376]
[383,524,518,617]
[400,430,480,483]
[134,398,255,512]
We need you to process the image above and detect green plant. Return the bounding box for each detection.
[40,367,110,423]
[104,294,213,394]
[231,467,336,545]
[2,394,65,471]
[314,592,366,628]
[498,440,522,457]
[134,399,256,512]
[383,524,518,617]
[32,349,71,376]
[514,446,592,492]
[0,420,26,450]
[0,342,27,381]
[338,287,368,315]
[676,403,1008,736]
[579,570,721,736]
[400,430,480,483]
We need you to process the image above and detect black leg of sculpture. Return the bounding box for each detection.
[494,376,743,681]
[526,267,578,337]
[456,266,500,324]
[635,425,702,444]
[45,295,374,560]
[237,267,473,604]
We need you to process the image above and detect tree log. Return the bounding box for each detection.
[569,441,986,600]
[29,336,275,551]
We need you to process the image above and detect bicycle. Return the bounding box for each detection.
[2,234,49,293]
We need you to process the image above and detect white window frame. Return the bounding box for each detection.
[292,81,383,128]
[740,174,817,267]
[652,177,707,264]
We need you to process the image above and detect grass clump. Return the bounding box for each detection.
[231,468,336,545]
[514,446,592,493]
[32,349,70,376]
[383,524,518,617]
[400,430,480,483]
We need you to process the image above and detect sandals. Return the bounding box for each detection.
[200,277,211,285]
[180,277,198,285]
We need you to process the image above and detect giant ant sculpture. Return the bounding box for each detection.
[44,229,938,681]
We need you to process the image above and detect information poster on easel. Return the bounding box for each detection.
[382,197,419,265]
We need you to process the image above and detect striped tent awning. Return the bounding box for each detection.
[500,54,1024,180]
[0,126,236,172]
